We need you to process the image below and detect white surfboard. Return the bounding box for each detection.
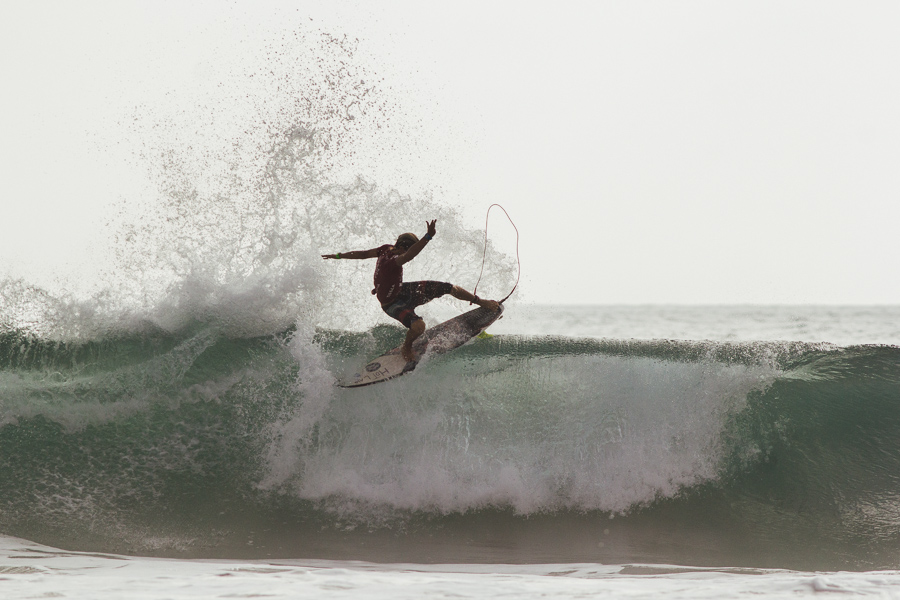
[339,304,504,388]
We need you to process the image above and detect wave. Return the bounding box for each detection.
[2,29,897,568]
[1,322,898,569]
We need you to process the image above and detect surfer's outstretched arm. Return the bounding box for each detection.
[321,248,380,260]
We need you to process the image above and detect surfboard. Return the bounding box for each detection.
[338,304,504,388]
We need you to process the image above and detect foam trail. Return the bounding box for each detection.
[259,322,336,490]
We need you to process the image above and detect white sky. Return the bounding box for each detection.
[1,1,898,304]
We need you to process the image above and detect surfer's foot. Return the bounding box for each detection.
[401,345,416,363]
[450,286,500,312]
[479,298,500,311]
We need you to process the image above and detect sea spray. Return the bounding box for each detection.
[1,26,515,341]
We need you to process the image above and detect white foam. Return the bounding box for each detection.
[258,322,337,490]
[3,535,899,600]
[266,351,777,516]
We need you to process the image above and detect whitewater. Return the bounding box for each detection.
[3,28,900,600]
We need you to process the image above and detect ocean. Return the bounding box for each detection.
[2,299,900,598]
[3,23,900,598]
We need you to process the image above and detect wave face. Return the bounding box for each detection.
[1,323,898,571]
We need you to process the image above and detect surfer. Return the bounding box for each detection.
[322,219,500,362]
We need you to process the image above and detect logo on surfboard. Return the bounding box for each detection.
[365,362,382,372]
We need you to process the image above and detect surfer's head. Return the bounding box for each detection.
[395,233,418,251]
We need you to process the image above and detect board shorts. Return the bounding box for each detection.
[381,281,453,328]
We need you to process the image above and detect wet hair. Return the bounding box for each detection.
[395,233,418,249]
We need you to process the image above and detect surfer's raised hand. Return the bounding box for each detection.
[395,222,436,266]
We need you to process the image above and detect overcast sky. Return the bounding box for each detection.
[2,1,898,304]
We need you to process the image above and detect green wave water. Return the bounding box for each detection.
[1,324,898,570]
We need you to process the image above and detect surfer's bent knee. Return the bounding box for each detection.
[409,318,426,334]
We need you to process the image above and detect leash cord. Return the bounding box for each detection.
[472,203,520,305]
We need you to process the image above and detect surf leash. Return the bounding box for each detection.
[473,203,520,305]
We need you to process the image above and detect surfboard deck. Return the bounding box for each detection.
[338,304,504,388]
